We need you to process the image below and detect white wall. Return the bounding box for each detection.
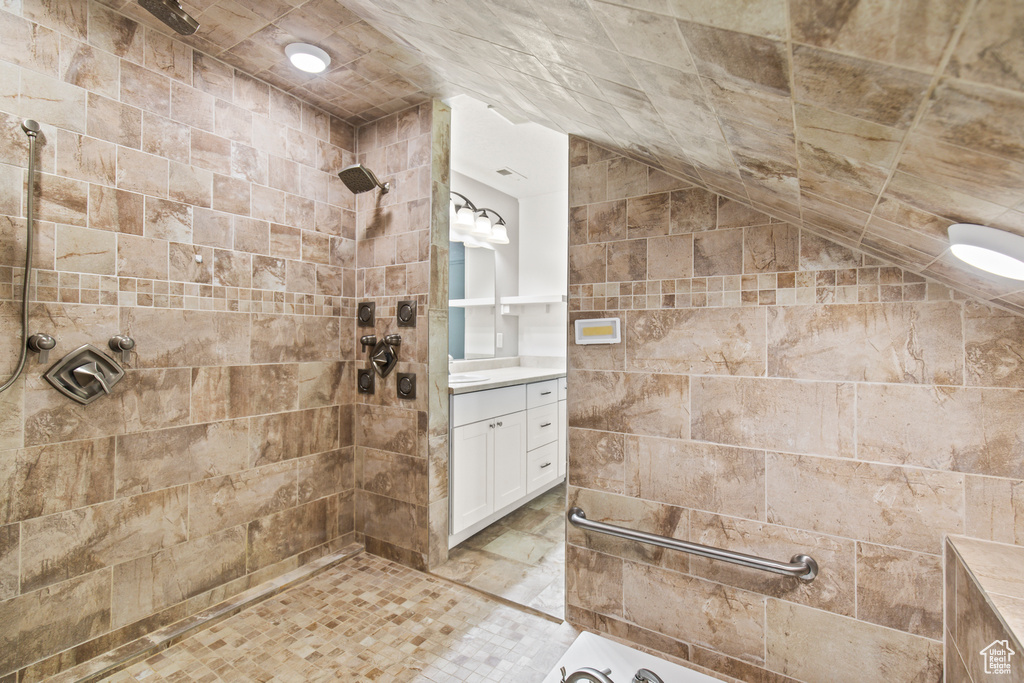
[518,190,569,357]
[518,191,568,296]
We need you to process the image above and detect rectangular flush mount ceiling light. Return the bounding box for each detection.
[574,317,621,345]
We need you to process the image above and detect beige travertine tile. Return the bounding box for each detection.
[626,435,765,520]
[692,376,855,457]
[117,233,168,279]
[249,406,339,467]
[628,307,765,375]
[625,560,766,663]
[120,59,169,117]
[792,45,930,129]
[569,243,606,284]
[358,447,427,505]
[689,511,855,617]
[766,600,942,682]
[856,542,943,638]
[0,570,111,678]
[0,10,60,78]
[298,449,353,504]
[110,525,246,629]
[568,427,624,494]
[20,71,87,134]
[34,172,88,227]
[948,0,1024,93]
[743,223,798,273]
[358,491,428,553]
[55,224,115,275]
[767,452,963,552]
[115,420,248,498]
[965,301,1024,387]
[247,497,332,571]
[0,437,114,525]
[250,314,340,363]
[857,383,1024,479]
[24,368,191,445]
[20,486,187,591]
[566,544,623,618]
[767,302,963,384]
[354,403,420,456]
[647,233,693,279]
[693,228,743,276]
[89,184,143,235]
[0,524,16,600]
[568,369,689,439]
[965,475,1024,545]
[189,364,298,423]
[188,461,296,539]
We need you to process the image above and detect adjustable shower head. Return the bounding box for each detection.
[338,164,390,195]
[137,0,199,35]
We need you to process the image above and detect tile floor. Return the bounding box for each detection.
[432,483,566,620]
[103,553,578,683]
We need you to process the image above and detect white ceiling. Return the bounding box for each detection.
[448,95,568,200]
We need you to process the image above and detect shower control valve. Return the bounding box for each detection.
[108,335,135,363]
[27,333,56,364]
[384,334,401,346]
[360,335,377,352]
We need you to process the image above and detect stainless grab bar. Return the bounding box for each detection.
[567,507,818,582]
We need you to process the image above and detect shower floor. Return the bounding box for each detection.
[432,483,566,620]
[101,553,577,682]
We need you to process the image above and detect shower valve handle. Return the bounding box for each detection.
[360,335,377,352]
[384,334,402,345]
[108,335,135,363]
[27,333,56,364]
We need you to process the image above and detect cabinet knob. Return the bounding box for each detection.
[496,421,502,427]
[489,423,495,429]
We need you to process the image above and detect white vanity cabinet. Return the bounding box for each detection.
[449,376,567,547]
[558,377,567,477]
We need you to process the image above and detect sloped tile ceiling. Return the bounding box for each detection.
[118,0,1024,309]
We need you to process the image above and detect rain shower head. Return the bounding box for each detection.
[138,0,199,35]
[338,164,390,195]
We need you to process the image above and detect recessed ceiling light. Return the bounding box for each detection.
[948,223,1024,281]
[285,43,331,74]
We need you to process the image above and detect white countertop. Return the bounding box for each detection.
[448,366,565,394]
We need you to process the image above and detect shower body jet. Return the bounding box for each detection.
[338,164,390,195]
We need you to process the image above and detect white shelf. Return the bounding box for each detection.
[449,298,495,308]
[499,294,567,305]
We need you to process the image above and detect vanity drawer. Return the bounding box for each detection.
[452,384,526,428]
[527,380,558,408]
[527,441,559,493]
[527,403,558,451]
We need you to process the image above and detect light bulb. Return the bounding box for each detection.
[285,43,331,74]
[948,223,1024,281]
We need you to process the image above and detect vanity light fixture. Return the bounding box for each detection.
[948,223,1024,281]
[476,208,509,244]
[285,43,331,73]
[450,191,478,234]
[449,192,508,246]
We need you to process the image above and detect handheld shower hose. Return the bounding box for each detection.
[0,119,41,394]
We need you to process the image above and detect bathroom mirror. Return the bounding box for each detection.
[449,242,495,359]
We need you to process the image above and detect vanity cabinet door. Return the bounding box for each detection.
[450,420,493,534]
[492,410,528,510]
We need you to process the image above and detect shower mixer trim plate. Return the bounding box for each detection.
[44,344,125,404]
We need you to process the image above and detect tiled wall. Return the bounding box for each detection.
[945,538,1024,682]
[0,1,359,678]
[565,137,1024,682]
[352,100,450,570]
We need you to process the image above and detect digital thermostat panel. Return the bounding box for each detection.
[574,317,621,345]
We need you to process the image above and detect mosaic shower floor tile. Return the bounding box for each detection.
[101,553,577,683]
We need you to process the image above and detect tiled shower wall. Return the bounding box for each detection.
[0,1,361,678]
[351,100,450,571]
[565,137,1024,682]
